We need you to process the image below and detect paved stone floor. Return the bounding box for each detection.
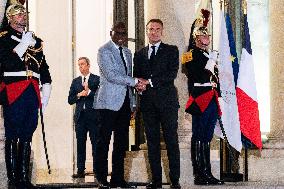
[0,158,284,189]
[0,119,283,189]
[1,171,282,189]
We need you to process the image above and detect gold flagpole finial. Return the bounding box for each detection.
[242,0,247,14]
[224,0,229,13]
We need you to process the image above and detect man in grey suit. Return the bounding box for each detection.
[68,57,100,178]
[93,22,145,189]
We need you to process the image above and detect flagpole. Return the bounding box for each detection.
[242,0,247,15]
[24,0,52,174]
[241,0,249,181]
[210,0,213,50]
[218,3,243,180]
[224,0,229,14]
[25,0,29,30]
[219,0,223,11]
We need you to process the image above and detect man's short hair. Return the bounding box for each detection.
[78,57,90,65]
[112,22,126,31]
[146,19,163,27]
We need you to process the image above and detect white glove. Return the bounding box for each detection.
[218,97,225,109]
[205,59,216,74]
[41,83,52,113]
[13,32,36,58]
[208,50,218,61]
[205,50,219,74]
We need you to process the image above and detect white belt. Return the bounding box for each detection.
[4,71,40,79]
[194,83,212,87]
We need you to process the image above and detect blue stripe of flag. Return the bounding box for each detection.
[225,13,239,85]
[243,14,252,55]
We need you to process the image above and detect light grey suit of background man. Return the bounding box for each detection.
[93,22,146,189]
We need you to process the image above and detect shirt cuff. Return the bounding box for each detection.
[87,89,91,96]
[134,78,138,85]
[148,79,153,87]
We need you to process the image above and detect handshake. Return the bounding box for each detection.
[135,78,150,93]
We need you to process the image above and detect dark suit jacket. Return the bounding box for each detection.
[133,42,179,111]
[68,73,100,124]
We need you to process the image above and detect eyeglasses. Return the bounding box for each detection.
[113,31,127,36]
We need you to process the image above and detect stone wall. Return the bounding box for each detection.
[269,0,284,142]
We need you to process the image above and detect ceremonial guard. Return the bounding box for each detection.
[182,9,224,185]
[0,3,52,189]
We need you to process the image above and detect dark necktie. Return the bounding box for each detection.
[119,46,127,73]
[149,45,156,63]
[82,77,86,86]
[83,77,86,108]
[119,47,129,98]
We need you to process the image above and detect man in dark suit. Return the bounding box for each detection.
[133,19,181,189]
[68,57,100,178]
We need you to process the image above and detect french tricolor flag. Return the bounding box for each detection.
[236,14,262,149]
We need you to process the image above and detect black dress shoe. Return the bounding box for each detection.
[170,182,181,189]
[146,182,162,189]
[72,171,85,178]
[98,180,110,189]
[110,180,136,188]
[222,173,243,182]
[194,175,210,185]
[17,181,37,189]
[8,180,17,189]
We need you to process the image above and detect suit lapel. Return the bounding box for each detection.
[153,43,167,67]
[125,49,132,75]
[155,42,164,59]
[77,76,84,91]
[142,46,150,64]
[109,41,122,65]
[88,74,93,87]
[109,41,128,74]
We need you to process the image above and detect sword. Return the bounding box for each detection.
[40,108,51,174]
[24,0,51,174]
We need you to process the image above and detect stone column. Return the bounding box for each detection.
[29,0,74,181]
[269,0,284,145]
[145,0,195,148]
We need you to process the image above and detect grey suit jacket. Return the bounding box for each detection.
[93,40,136,111]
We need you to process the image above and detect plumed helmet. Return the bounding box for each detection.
[6,3,26,21]
[187,9,211,50]
[192,9,210,39]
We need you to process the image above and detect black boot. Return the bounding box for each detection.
[203,142,224,185]
[18,141,36,189]
[5,139,18,189]
[192,140,210,185]
[191,138,197,176]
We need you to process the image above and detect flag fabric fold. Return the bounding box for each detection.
[236,14,262,149]
[215,11,242,152]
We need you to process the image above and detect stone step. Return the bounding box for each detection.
[124,149,220,185]
[125,148,284,184]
